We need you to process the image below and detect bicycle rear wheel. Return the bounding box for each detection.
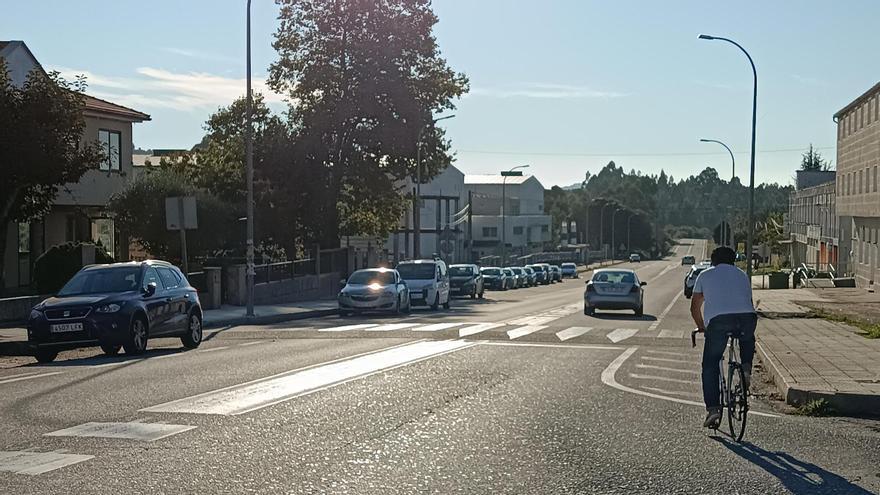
[727,363,749,442]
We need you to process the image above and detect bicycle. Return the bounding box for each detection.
[691,328,749,442]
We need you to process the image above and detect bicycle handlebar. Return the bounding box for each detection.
[691,328,704,348]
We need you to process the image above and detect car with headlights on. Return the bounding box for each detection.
[27,260,202,363]
[560,262,578,278]
[481,267,507,290]
[338,268,410,316]
[449,264,484,299]
[584,268,646,316]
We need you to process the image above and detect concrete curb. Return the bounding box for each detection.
[755,341,880,417]
[202,308,338,329]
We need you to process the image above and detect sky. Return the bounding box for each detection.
[2,0,878,188]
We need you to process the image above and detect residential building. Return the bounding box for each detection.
[1,41,150,289]
[786,171,837,271]
[464,174,552,261]
[835,81,880,286]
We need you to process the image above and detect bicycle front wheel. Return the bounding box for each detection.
[727,363,749,442]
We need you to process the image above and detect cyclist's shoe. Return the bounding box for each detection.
[743,370,752,393]
[703,407,722,428]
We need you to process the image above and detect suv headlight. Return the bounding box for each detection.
[96,303,122,313]
[29,309,42,320]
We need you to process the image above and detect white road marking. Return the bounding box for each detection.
[556,326,593,341]
[478,342,622,351]
[658,329,685,339]
[635,364,700,375]
[507,316,558,326]
[45,422,195,442]
[601,347,778,417]
[647,289,684,331]
[318,324,378,332]
[506,325,547,340]
[640,386,702,399]
[629,373,697,385]
[413,322,469,332]
[606,328,639,343]
[238,341,264,347]
[645,349,690,357]
[642,356,691,364]
[366,323,421,332]
[0,451,93,475]
[0,371,63,385]
[458,322,505,338]
[141,339,473,416]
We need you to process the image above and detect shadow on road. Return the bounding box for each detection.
[713,437,874,494]
[588,312,657,322]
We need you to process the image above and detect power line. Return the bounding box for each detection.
[455,146,835,158]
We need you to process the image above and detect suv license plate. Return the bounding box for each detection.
[51,323,83,333]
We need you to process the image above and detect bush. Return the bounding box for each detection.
[32,242,114,294]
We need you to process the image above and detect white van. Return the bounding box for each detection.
[396,258,450,310]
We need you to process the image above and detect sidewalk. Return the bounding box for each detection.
[0,299,338,357]
[753,287,880,416]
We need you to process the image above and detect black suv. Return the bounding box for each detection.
[27,260,203,363]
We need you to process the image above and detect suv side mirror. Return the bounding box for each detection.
[640,281,647,286]
[143,282,157,297]
[339,279,347,288]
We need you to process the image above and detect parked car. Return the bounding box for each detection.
[481,267,508,290]
[449,264,484,299]
[522,266,538,286]
[502,268,517,289]
[338,268,410,316]
[681,255,696,265]
[510,267,527,288]
[560,262,578,278]
[549,265,562,283]
[536,264,553,285]
[684,262,712,299]
[629,253,641,263]
[27,260,203,363]
[396,258,450,310]
[526,264,548,285]
[584,268,646,316]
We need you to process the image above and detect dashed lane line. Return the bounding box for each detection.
[635,363,700,375]
[366,323,421,332]
[640,386,702,399]
[556,326,593,341]
[506,325,547,340]
[629,373,697,385]
[658,329,685,339]
[413,322,469,332]
[318,324,378,333]
[0,371,63,385]
[647,289,684,332]
[606,328,639,343]
[0,450,94,475]
[641,356,690,364]
[458,322,505,338]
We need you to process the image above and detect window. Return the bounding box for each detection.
[91,218,115,256]
[143,267,163,290]
[860,169,864,194]
[158,267,181,289]
[482,227,498,237]
[874,166,878,193]
[513,226,524,235]
[17,222,29,254]
[98,129,122,171]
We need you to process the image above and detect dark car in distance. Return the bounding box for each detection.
[449,264,484,299]
[481,267,508,290]
[27,260,203,363]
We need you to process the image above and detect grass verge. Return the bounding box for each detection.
[807,306,880,339]
[793,398,835,417]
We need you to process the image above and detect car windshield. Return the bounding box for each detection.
[481,268,501,276]
[562,264,575,269]
[690,268,707,278]
[503,269,513,275]
[396,263,435,279]
[511,268,522,274]
[449,266,473,276]
[592,271,636,284]
[524,268,533,274]
[348,270,395,285]
[57,267,142,296]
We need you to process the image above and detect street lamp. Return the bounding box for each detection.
[414,114,455,259]
[626,213,635,254]
[245,0,255,317]
[501,164,529,266]
[699,34,758,278]
[611,208,623,261]
[599,202,609,264]
[699,138,735,181]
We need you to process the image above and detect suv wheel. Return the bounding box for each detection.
[124,316,148,355]
[34,349,58,363]
[442,296,450,310]
[431,293,440,311]
[181,312,203,349]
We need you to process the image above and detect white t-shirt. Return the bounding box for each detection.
[693,264,755,325]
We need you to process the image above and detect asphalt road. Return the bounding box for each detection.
[1,239,879,494]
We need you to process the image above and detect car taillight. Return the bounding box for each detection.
[630,284,639,293]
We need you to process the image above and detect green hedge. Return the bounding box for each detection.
[33,242,114,294]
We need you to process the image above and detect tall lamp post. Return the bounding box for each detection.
[699,34,758,278]
[599,202,609,264]
[501,164,530,266]
[245,0,255,317]
[626,213,635,254]
[611,208,623,261]
[700,138,736,248]
[414,114,455,259]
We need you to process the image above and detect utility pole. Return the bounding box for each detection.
[467,190,473,262]
[244,0,255,317]
[414,114,455,260]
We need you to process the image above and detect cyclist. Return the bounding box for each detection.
[689,246,757,428]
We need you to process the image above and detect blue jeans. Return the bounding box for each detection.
[701,312,757,410]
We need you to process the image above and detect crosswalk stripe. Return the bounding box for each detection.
[0,372,63,386]
[658,329,685,339]
[606,328,639,343]
[644,349,690,357]
[458,322,505,338]
[641,356,689,364]
[628,373,696,385]
[506,315,558,326]
[366,323,421,332]
[412,322,469,332]
[318,324,378,332]
[635,364,700,375]
[640,386,702,399]
[556,327,592,341]
[506,325,547,340]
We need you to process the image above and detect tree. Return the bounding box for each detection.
[268,0,469,247]
[800,144,832,171]
[0,61,103,288]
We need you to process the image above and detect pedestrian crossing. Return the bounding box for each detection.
[296,320,693,343]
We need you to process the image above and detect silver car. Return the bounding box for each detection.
[338,268,410,316]
[584,268,646,316]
